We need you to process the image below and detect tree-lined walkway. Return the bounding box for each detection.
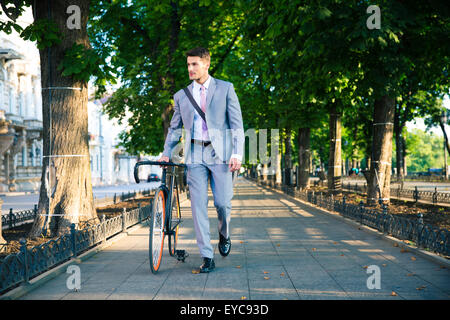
[14,177,450,300]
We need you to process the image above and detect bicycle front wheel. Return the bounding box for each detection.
[149,188,166,273]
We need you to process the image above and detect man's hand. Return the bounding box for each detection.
[228,157,241,172]
[158,156,170,168]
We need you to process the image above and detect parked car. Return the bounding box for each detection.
[147,173,160,182]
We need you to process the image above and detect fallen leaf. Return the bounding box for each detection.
[276,244,281,247]
[340,254,344,256]
[240,241,244,244]
[391,291,398,296]
[312,248,317,251]
[393,243,399,247]
[280,272,285,277]
[263,271,269,274]
[363,266,368,269]
[333,241,338,245]
[264,276,270,280]
[400,248,409,253]
[416,285,426,291]
[411,257,417,261]
[382,264,387,267]
[407,273,415,277]
[236,265,241,269]
[241,296,247,300]
[192,269,200,274]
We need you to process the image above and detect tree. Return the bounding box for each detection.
[88,0,244,155]
[0,0,113,237]
[403,128,444,172]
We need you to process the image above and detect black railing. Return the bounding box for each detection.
[341,182,450,205]
[0,202,154,295]
[249,176,449,258]
[1,206,38,231]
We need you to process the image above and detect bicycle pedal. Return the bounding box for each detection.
[175,250,189,262]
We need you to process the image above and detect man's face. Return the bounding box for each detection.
[187,56,210,81]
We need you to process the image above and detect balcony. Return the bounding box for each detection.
[4,113,23,126]
[24,118,43,140]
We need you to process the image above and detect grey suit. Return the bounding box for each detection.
[162,76,244,259]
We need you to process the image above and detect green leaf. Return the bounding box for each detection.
[316,7,332,20]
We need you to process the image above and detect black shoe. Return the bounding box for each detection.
[218,234,231,257]
[199,258,215,273]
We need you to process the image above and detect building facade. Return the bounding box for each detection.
[0,8,43,192]
[87,95,151,186]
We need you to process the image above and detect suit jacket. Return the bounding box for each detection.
[162,76,244,164]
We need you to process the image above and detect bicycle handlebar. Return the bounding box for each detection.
[134,160,186,184]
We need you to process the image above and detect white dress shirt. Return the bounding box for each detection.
[192,76,212,141]
[191,76,242,162]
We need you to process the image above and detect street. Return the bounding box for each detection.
[343,177,450,192]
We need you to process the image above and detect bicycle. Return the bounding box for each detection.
[134,160,188,274]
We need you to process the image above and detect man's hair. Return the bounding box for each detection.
[186,47,210,61]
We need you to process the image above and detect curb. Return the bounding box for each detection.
[250,180,450,269]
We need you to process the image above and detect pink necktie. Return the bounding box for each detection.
[200,85,208,140]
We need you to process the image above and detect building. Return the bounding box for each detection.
[0,8,43,192]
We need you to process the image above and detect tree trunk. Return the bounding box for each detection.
[350,126,358,174]
[402,139,407,176]
[30,0,98,238]
[394,106,405,181]
[297,127,310,190]
[438,119,450,157]
[367,96,395,206]
[439,119,450,179]
[327,105,342,194]
[283,128,292,185]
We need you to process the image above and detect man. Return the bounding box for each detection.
[158,47,244,273]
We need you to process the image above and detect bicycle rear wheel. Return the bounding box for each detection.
[149,188,166,273]
[168,182,181,257]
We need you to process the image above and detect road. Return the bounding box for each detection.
[343,177,450,192]
[1,182,160,213]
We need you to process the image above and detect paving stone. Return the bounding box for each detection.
[14,178,450,300]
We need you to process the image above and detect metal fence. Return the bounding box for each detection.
[0,202,153,295]
[342,182,450,205]
[252,177,449,258]
[1,207,38,231]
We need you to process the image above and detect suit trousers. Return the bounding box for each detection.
[186,142,233,259]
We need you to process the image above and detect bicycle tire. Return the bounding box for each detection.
[149,187,166,274]
[168,182,181,256]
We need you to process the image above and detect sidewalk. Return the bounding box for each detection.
[12,178,450,300]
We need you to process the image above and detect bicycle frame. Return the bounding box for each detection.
[134,161,189,270]
[134,160,186,234]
